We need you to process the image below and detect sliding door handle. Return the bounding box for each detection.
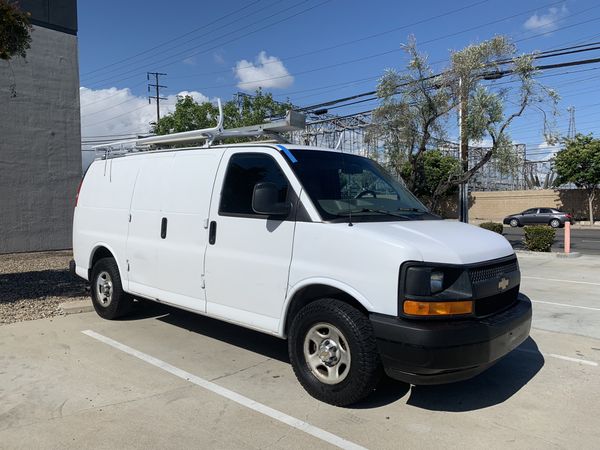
[160,217,168,239]
[209,221,217,245]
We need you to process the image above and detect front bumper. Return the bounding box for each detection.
[370,293,532,384]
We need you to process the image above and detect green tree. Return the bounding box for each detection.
[400,150,460,211]
[553,134,600,224]
[153,90,292,139]
[369,35,558,207]
[0,0,32,60]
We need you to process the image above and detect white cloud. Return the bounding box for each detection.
[234,51,293,91]
[174,90,209,104]
[79,87,210,140]
[523,4,568,33]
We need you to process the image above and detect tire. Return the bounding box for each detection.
[288,298,382,406]
[90,257,133,320]
[550,219,561,228]
[509,218,519,227]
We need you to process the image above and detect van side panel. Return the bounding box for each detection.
[73,158,139,280]
[127,153,175,297]
[154,150,222,311]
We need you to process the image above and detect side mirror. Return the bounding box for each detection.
[252,182,291,217]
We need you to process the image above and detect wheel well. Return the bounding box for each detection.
[89,246,115,278]
[284,284,368,335]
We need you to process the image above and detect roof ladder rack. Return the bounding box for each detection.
[93,99,306,159]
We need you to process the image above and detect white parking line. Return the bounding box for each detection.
[531,300,600,312]
[516,348,598,366]
[82,330,366,450]
[522,276,600,286]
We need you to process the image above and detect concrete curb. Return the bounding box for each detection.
[515,250,581,258]
[60,300,94,315]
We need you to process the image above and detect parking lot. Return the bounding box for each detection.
[1,253,599,449]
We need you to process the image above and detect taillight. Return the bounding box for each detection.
[566,213,572,218]
[75,178,83,207]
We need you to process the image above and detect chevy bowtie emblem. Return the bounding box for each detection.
[498,277,510,291]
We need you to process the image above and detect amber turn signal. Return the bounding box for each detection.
[403,300,473,316]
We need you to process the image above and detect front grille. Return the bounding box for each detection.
[474,286,519,317]
[469,258,519,283]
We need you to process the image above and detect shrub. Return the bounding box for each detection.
[524,226,556,252]
[479,222,503,234]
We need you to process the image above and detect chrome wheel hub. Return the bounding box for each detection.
[95,271,113,307]
[318,339,339,366]
[303,323,351,385]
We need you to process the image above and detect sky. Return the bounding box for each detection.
[78,0,600,161]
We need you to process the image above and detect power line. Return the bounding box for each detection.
[83,0,565,90]
[170,0,494,81]
[84,1,329,88]
[299,43,600,114]
[169,1,580,91]
[81,0,263,77]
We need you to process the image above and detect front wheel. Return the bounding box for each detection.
[550,219,561,228]
[90,257,133,320]
[509,218,520,227]
[288,299,382,406]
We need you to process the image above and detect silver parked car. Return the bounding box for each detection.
[503,208,574,228]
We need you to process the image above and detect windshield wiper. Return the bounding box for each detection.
[360,208,414,219]
[395,207,427,215]
[336,208,412,220]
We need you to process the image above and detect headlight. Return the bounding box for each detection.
[430,271,444,294]
[401,264,472,300]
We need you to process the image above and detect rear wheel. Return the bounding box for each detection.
[288,298,382,406]
[509,218,520,227]
[550,218,561,228]
[90,257,133,319]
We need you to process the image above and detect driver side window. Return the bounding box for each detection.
[219,153,289,217]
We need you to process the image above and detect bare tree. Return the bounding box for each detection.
[369,36,559,209]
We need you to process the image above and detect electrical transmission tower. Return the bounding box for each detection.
[567,106,576,139]
[147,72,167,124]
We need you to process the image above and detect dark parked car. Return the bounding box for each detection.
[503,208,573,228]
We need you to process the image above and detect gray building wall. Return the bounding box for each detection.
[0,16,81,253]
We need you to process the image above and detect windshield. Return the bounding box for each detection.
[290,150,434,222]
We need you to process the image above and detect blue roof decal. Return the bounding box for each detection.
[276,144,298,163]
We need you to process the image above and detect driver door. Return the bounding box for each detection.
[203,149,297,333]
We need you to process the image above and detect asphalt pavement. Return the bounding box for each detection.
[503,226,600,255]
[1,253,600,449]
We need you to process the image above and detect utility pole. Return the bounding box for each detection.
[147,72,167,124]
[458,76,469,223]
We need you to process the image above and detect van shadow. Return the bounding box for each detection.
[401,337,544,412]
[125,303,544,411]
[0,269,87,303]
[129,302,290,363]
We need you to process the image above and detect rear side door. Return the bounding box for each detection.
[204,148,299,333]
[538,208,553,225]
[126,154,174,298]
[154,150,223,312]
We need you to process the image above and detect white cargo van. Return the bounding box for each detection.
[72,109,531,406]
